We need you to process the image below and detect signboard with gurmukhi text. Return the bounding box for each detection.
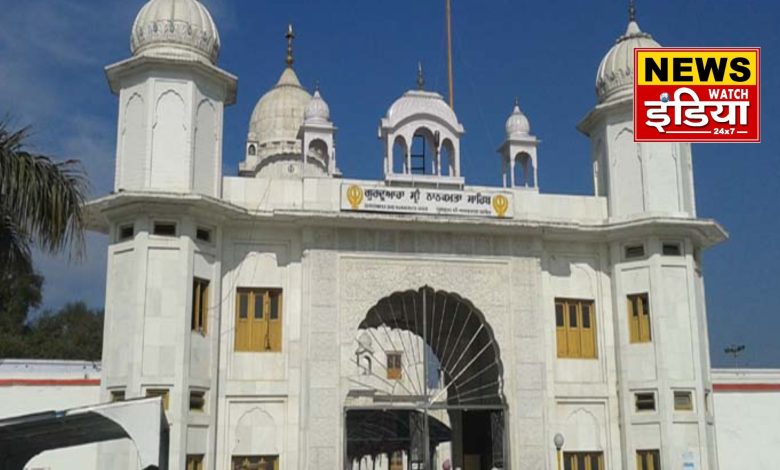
[341,183,513,219]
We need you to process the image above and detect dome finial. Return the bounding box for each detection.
[628,0,637,22]
[514,96,520,108]
[417,61,425,90]
[286,24,295,67]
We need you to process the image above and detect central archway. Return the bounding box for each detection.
[346,286,507,470]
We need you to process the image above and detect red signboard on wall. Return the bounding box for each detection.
[634,47,760,143]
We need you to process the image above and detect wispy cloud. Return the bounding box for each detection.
[0,0,140,311]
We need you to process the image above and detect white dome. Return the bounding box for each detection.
[596,21,660,103]
[357,332,373,351]
[247,67,312,157]
[386,90,461,131]
[131,0,220,64]
[505,103,531,138]
[304,89,331,124]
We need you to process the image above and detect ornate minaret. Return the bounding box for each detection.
[300,86,340,177]
[579,4,720,470]
[99,1,236,469]
[578,3,695,219]
[107,0,236,197]
[498,99,539,189]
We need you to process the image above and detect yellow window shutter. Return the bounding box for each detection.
[555,302,567,357]
[251,291,265,352]
[235,291,250,351]
[628,296,639,343]
[640,295,652,342]
[566,302,581,357]
[581,302,596,358]
[268,291,283,352]
[202,282,209,334]
[261,291,271,350]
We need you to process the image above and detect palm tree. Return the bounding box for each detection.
[0,120,88,276]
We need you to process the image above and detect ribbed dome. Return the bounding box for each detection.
[596,21,661,103]
[505,103,531,138]
[247,67,312,157]
[386,90,459,129]
[131,0,220,64]
[304,89,331,124]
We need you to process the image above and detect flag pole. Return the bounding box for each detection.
[446,0,455,109]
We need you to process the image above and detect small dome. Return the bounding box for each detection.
[357,332,373,351]
[386,90,460,130]
[596,20,661,103]
[505,103,531,138]
[131,0,220,64]
[247,67,312,157]
[304,89,331,123]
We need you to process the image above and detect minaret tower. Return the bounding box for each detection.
[498,99,539,189]
[107,0,237,196]
[99,1,236,469]
[578,1,695,219]
[579,4,719,470]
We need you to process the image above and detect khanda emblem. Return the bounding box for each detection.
[346,185,364,210]
[492,194,509,218]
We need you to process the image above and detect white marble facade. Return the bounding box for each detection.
[88,1,725,469]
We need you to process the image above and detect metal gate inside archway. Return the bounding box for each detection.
[345,286,507,470]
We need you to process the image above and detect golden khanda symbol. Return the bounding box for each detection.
[492,194,509,218]
[346,185,364,210]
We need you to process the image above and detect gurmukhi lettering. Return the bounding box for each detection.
[426,192,462,203]
[364,189,406,201]
[466,193,491,205]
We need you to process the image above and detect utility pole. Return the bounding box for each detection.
[445,0,455,109]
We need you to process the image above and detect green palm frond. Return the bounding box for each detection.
[0,212,31,273]
[0,120,88,274]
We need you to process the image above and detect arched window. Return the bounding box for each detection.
[515,152,535,187]
[247,144,256,156]
[411,127,437,175]
[392,136,408,174]
[440,139,455,177]
[307,139,329,173]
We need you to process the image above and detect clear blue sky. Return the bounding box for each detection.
[0,0,777,368]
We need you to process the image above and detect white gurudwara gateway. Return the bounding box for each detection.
[86,0,726,469]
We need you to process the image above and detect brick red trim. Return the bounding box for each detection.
[0,378,100,387]
[713,383,780,392]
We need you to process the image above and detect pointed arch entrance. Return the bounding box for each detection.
[346,286,507,470]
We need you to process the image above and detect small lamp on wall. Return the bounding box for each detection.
[554,433,565,470]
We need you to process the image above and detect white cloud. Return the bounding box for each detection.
[0,0,138,311]
[0,0,238,311]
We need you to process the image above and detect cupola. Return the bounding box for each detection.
[379,64,465,186]
[498,100,539,189]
